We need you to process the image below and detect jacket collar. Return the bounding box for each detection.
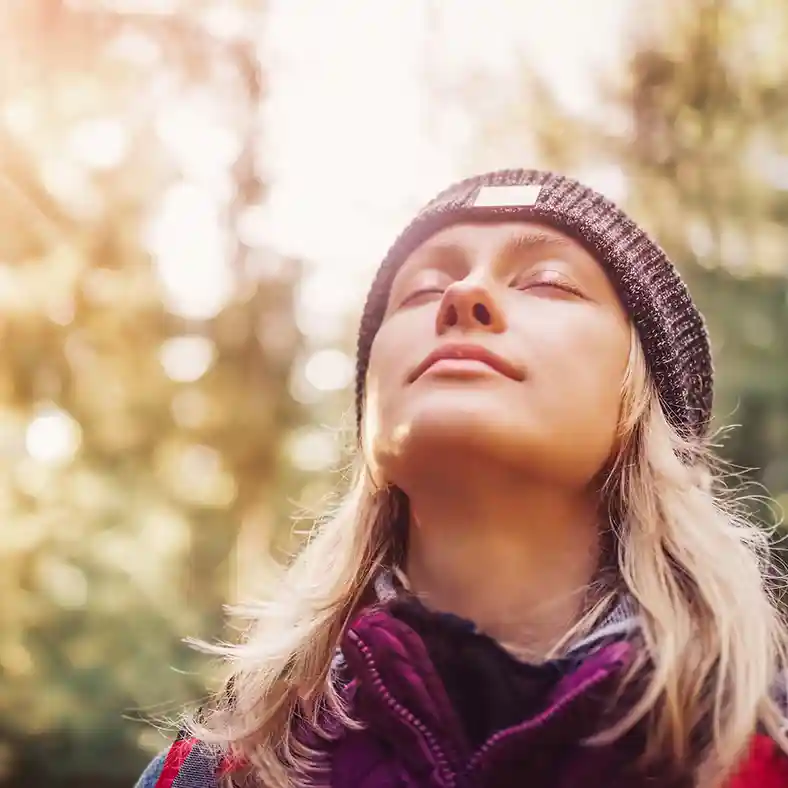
[338,590,637,786]
[372,568,640,660]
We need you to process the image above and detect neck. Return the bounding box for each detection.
[401,463,602,659]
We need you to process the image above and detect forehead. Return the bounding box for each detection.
[408,220,587,259]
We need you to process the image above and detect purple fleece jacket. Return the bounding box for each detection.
[137,578,711,787]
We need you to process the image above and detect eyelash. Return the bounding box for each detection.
[399,277,583,307]
[516,276,583,297]
[400,287,445,306]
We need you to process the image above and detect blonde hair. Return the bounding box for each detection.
[188,333,788,787]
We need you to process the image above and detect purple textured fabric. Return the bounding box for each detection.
[141,597,787,785]
[328,604,686,788]
[138,573,788,785]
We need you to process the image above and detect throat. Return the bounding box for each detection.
[402,488,603,659]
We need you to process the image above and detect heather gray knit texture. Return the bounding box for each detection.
[134,743,218,788]
[355,169,713,440]
[134,751,166,788]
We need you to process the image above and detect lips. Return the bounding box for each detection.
[408,343,525,383]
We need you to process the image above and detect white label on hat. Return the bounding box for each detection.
[473,184,542,207]
[473,184,542,208]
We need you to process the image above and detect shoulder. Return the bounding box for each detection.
[134,750,167,788]
[134,735,240,788]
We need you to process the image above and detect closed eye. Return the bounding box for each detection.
[515,275,584,298]
[400,287,445,307]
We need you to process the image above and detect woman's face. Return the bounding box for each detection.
[363,221,632,489]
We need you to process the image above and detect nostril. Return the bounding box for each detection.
[473,303,491,325]
[444,304,458,326]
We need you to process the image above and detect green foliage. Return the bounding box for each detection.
[599,2,788,520]
[0,2,310,785]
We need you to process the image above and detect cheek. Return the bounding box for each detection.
[361,310,431,426]
[361,333,402,445]
[525,318,630,481]
[536,316,630,413]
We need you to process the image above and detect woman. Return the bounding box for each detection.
[136,169,788,787]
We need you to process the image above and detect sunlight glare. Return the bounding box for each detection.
[145,181,234,320]
[166,444,238,507]
[264,0,630,307]
[68,118,129,171]
[295,269,354,342]
[106,29,162,66]
[159,336,216,382]
[39,157,101,219]
[3,99,37,136]
[571,164,629,203]
[25,407,82,465]
[199,4,250,40]
[236,204,269,248]
[155,91,242,184]
[288,427,340,472]
[303,348,354,392]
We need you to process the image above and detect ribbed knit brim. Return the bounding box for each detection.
[356,169,713,441]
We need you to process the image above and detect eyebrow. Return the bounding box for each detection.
[499,230,575,262]
[415,230,575,270]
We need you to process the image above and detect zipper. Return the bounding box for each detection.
[347,629,458,788]
[463,665,614,779]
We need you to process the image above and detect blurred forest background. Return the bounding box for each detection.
[0,1,787,786]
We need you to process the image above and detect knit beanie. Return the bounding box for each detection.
[355,169,713,441]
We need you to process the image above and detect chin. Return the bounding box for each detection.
[373,398,610,489]
[385,397,525,462]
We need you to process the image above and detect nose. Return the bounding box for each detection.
[435,279,507,335]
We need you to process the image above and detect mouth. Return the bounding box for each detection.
[407,343,525,383]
